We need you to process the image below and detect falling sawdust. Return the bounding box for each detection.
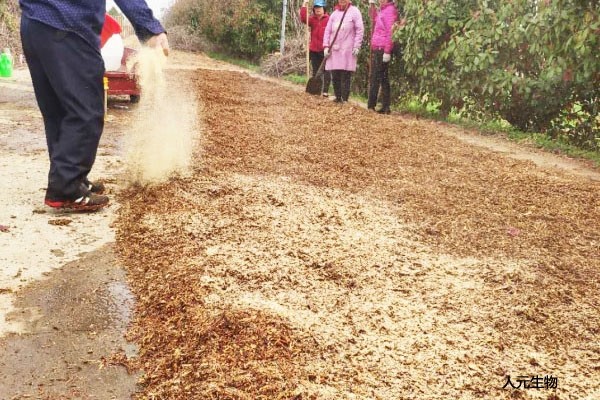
[123,48,196,185]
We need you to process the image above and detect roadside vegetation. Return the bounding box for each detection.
[164,0,599,160]
[0,0,20,52]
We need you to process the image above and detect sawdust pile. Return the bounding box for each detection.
[117,181,317,399]
[116,68,600,399]
[123,48,196,185]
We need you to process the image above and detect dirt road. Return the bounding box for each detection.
[1,51,599,399]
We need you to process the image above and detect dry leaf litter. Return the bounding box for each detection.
[115,69,600,400]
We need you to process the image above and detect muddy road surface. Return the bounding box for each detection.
[2,51,600,399]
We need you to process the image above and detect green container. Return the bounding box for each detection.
[0,50,13,78]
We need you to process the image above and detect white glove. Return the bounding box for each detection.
[382,53,391,63]
[352,48,360,57]
[324,47,330,58]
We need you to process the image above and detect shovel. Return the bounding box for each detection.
[305,4,350,95]
[306,59,326,95]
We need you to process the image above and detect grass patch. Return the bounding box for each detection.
[449,111,600,166]
[506,131,600,166]
[205,51,260,72]
[393,96,600,166]
[283,74,308,85]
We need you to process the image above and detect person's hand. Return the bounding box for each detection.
[146,32,170,56]
[368,0,376,4]
[352,48,360,57]
[303,0,308,6]
[324,47,330,58]
[382,53,391,63]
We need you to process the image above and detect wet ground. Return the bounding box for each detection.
[0,246,139,399]
[0,68,135,399]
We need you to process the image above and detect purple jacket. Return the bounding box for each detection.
[323,4,364,72]
[369,2,398,54]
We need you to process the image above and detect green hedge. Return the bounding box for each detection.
[393,0,599,148]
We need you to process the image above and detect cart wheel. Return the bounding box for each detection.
[130,95,140,103]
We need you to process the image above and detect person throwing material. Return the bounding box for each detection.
[367,0,398,114]
[323,0,364,103]
[19,0,169,211]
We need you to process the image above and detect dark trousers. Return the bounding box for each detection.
[368,50,391,111]
[20,17,105,201]
[331,70,353,101]
[310,50,331,94]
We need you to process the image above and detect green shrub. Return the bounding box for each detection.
[395,0,599,135]
[164,0,281,60]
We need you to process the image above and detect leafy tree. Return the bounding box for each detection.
[396,0,599,133]
[165,0,282,60]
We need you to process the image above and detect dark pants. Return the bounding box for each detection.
[21,17,105,201]
[368,50,391,111]
[331,70,353,102]
[310,50,331,94]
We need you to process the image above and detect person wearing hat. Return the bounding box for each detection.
[367,0,399,114]
[300,0,331,97]
[323,0,364,103]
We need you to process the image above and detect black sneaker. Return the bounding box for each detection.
[84,179,106,194]
[377,108,391,115]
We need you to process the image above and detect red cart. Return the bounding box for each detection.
[102,14,140,103]
[104,47,140,103]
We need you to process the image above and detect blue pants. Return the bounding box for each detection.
[21,17,105,201]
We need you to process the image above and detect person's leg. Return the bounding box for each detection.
[331,70,342,102]
[312,51,329,95]
[20,17,64,164]
[22,18,105,201]
[323,69,331,96]
[380,56,391,113]
[341,70,352,102]
[368,50,383,109]
[310,51,321,77]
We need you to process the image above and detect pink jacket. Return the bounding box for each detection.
[323,4,364,72]
[369,2,398,54]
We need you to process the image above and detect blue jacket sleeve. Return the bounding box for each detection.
[114,0,166,42]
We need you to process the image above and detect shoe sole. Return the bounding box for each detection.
[45,199,109,212]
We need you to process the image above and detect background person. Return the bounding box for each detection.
[367,0,398,114]
[19,0,169,211]
[323,0,364,103]
[300,0,331,97]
